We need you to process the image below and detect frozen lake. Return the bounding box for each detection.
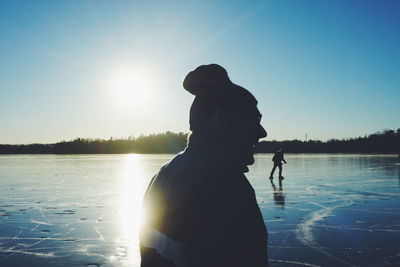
[0,154,399,267]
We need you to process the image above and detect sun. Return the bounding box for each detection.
[110,68,152,106]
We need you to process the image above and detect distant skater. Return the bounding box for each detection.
[269,148,287,180]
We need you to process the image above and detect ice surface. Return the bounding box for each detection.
[0,154,399,266]
[251,154,400,267]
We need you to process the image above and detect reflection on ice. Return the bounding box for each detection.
[117,154,148,266]
[0,154,162,267]
[0,154,399,266]
[270,180,285,209]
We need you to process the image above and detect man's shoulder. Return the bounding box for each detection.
[157,149,216,177]
[151,151,203,187]
[155,151,188,177]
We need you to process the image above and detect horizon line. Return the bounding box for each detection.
[1,128,398,146]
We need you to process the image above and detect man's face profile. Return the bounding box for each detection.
[217,105,267,167]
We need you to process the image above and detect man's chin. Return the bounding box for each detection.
[248,156,255,165]
[233,148,255,168]
[243,154,255,166]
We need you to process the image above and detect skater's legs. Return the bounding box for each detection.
[278,164,283,177]
[270,164,277,177]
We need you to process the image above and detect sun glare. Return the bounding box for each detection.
[110,68,153,106]
[116,154,149,266]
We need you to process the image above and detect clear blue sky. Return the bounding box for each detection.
[0,0,399,144]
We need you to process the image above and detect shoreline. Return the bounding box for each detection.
[0,152,398,156]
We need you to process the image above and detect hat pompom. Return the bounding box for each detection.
[183,64,231,96]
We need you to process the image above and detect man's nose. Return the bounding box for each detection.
[258,124,267,139]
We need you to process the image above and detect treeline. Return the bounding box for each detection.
[0,129,399,154]
[256,128,400,153]
[0,132,188,154]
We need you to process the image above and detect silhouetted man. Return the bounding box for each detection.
[269,148,286,180]
[140,64,268,267]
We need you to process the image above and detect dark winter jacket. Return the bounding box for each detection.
[272,151,285,164]
[140,143,268,267]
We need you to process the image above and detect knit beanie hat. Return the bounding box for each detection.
[183,64,257,131]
